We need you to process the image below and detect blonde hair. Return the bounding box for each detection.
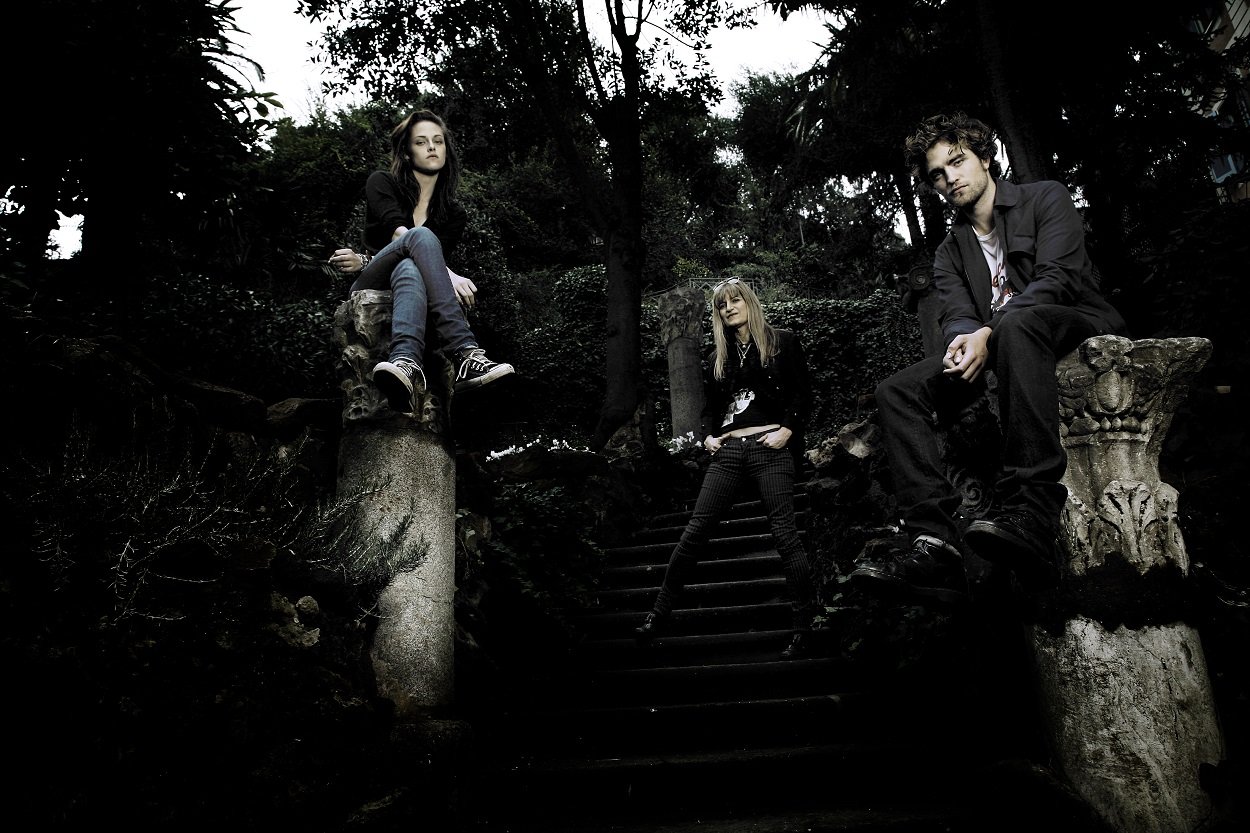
[709,278,778,380]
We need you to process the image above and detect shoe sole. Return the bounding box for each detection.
[373,364,415,412]
[849,565,968,606]
[454,363,515,392]
[965,520,1059,590]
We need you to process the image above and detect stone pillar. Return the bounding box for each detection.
[334,289,457,718]
[1031,335,1225,833]
[896,265,946,358]
[658,285,706,442]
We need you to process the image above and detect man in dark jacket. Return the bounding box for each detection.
[851,112,1128,602]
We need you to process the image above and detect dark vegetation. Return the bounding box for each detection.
[2,0,1248,828]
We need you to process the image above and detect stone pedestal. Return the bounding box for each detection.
[657,285,706,442]
[1032,335,1225,833]
[334,289,457,717]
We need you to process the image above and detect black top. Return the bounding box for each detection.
[700,328,811,465]
[363,170,468,257]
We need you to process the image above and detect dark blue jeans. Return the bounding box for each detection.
[874,304,1099,542]
[652,436,817,629]
[349,227,476,363]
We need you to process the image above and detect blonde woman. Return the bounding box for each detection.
[636,278,818,659]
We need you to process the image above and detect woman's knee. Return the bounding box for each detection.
[400,226,441,253]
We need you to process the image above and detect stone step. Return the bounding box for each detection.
[477,685,957,758]
[629,507,810,544]
[592,575,791,612]
[570,626,844,669]
[567,600,796,639]
[482,805,982,833]
[606,530,809,566]
[533,656,850,708]
[480,740,982,831]
[602,550,785,590]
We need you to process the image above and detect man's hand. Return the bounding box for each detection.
[449,269,477,309]
[942,326,992,382]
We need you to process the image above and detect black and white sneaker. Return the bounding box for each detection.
[372,356,426,414]
[453,347,514,392]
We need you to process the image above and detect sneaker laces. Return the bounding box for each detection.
[391,356,426,389]
[458,348,496,373]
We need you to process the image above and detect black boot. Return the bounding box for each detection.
[634,611,668,643]
[780,631,808,660]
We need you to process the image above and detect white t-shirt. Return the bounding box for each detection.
[976,227,1014,313]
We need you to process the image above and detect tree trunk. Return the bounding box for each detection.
[894,169,925,249]
[499,0,648,450]
[589,42,648,449]
[975,0,1049,182]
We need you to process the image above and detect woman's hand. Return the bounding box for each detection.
[449,269,478,309]
[329,248,369,275]
[704,434,724,455]
[756,427,792,450]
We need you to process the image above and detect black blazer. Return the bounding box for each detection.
[700,328,811,467]
[932,178,1128,347]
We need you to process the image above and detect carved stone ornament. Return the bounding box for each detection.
[1056,335,1212,578]
[334,290,452,432]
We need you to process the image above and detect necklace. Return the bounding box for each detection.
[736,340,751,361]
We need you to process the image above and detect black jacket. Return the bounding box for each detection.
[700,328,811,466]
[932,178,1128,347]
[363,170,468,257]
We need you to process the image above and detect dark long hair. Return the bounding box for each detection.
[903,112,1002,184]
[388,109,463,221]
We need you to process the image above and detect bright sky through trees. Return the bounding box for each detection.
[50,2,832,258]
[231,0,833,122]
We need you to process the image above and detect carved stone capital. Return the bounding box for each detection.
[1057,336,1210,602]
[657,284,708,346]
[1058,336,1211,503]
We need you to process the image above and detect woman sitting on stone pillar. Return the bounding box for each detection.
[329,109,514,414]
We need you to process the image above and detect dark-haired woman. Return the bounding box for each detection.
[331,110,513,413]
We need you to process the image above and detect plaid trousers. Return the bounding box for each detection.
[651,436,817,629]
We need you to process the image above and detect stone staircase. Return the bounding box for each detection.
[471,477,1017,832]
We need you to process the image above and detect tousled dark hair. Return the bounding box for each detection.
[903,112,1002,183]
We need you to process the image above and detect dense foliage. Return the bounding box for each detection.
[2,1,1248,825]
